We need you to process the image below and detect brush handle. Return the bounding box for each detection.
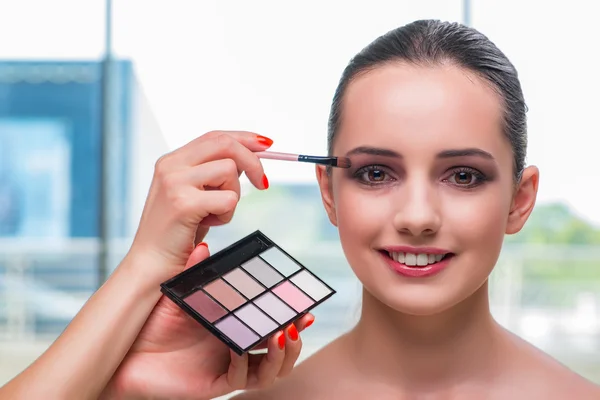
[254,151,299,162]
[255,151,338,166]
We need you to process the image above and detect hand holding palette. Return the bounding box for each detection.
[160,230,336,355]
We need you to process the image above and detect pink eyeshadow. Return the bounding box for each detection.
[272,281,314,312]
[184,290,227,322]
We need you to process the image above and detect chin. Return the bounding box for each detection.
[369,286,466,316]
[355,264,490,317]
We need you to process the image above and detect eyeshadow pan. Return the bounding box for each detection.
[204,279,246,311]
[242,257,283,288]
[253,292,296,324]
[259,247,300,276]
[161,230,336,355]
[184,290,227,322]
[290,270,332,301]
[223,267,264,299]
[234,303,278,336]
[215,315,260,349]
[272,281,314,312]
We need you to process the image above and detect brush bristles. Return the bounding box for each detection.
[335,157,352,168]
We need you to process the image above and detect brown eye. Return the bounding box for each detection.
[367,169,386,182]
[453,171,474,185]
[353,164,394,185]
[445,167,487,188]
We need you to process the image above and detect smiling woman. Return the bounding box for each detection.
[232,19,600,400]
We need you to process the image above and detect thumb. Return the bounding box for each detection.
[185,243,210,270]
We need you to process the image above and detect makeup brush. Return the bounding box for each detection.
[255,151,352,168]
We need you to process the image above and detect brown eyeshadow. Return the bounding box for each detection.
[184,290,227,322]
[204,279,246,310]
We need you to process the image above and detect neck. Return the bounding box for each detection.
[348,281,505,391]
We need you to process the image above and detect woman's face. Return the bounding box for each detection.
[316,63,538,315]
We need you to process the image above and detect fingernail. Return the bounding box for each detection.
[196,242,208,248]
[256,135,273,147]
[262,174,269,189]
[277,331,285,350]
[287,324,299,341]
[305,316,315,328]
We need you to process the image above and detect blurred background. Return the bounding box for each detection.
[0,0,599,392]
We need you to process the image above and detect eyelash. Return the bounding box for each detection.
[442,167,488,188]
[352,165,395,186]
[353,165,488,188]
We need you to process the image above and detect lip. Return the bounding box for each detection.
[380,246,451,255]
[379,251,454,278]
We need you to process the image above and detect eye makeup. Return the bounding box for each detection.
[160,230,336,355]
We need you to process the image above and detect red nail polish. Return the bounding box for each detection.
[196,242,208,248]
[262,174,269,189]
[287,324,299,341]
[277,332,285,349]
[256,135,273,147]
[305,317,315,328]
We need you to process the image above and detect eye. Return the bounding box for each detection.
[445,167,487,188]
[353,165,394,185]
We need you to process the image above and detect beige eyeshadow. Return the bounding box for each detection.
[223,267,265,299]
[204,279,246,311]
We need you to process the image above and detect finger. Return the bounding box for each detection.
[181,159,242,225]
[181,134,268,190]
[247,330,286,389]
[166,188,239,242]
[161,159,242,242]
[294,313,315,333]
[278,323,302,377]
[185,242,210,269]
[186,130,274,154]
[178,158,242,193]
[152,131,272,180]
[222,350,249,392]
[194,224,210,247]
[162,131,272,171]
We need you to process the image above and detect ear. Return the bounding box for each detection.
[506,166,539,235]
[315,165,338,226]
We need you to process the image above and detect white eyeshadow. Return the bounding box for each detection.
[260,247,300,276]
[289,270,332,301]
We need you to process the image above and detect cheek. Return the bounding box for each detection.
[442,185,511,252]
[333,184,389,255]
[335,185,390,230]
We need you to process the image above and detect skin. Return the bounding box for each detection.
[232,64,600,399]
[0,131,314,400]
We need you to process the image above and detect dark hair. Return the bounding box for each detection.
[327,19,527,181]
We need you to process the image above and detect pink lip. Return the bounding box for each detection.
[380,251,453,278]
[381,246,450,255]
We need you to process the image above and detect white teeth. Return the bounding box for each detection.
[404,253,417,266]
[388,251,448,267]
[398,252,405,263]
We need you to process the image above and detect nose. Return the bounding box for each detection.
[392,179,442,237]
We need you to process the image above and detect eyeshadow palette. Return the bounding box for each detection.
[160,230,336,355]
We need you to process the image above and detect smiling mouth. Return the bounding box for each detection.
[382,251,453,267]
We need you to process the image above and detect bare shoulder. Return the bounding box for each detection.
[535,358,600,398]
[533,355,600,398]
[231,336,349,400]
[503,331,600,399]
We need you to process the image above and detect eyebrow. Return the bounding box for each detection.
[437,148,495,160]
[345,146,401,158]
[345,146,495,160]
